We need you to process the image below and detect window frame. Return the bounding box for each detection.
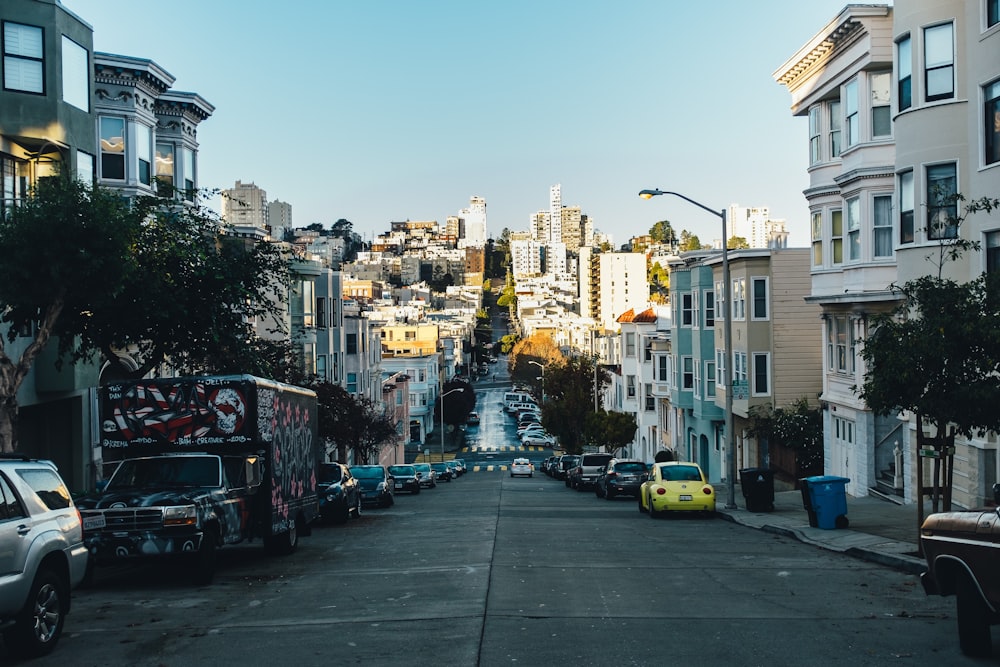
[751,277,769,321]
[99,116,126,181]
[926,162,958,240]
[809,106,821,164]
[831,209,844,265]
[2,21,44,95]
[899,170,914,244]
[732,278,746,321]
[870,71,891,138]
[986,78,1000,167]
[811,211,823,267]
[923,22,955,103]
[136,123,152,186]
[897,35,912,111]
[705,360,716,399]
[681,357,694,391]
[873,194,893,258]
[985,229,1000,274]
[844,79,859,149]
[829,100,842,158]
[680,293,693,327]
[752,352,770,397]
[846,196,861,262]
[61,35,89,111]
[704,289,715,328]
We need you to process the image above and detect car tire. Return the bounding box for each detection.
[266,517,299,555]
[957,573,993,657]
[638,494,647,513]
[648,496,659,519]
[413,486,420,495]
[192,527,218,586]
[4,567,68,658]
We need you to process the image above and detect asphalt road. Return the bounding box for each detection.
[15,467,984,667]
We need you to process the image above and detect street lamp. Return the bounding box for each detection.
[440,386,466,463]
[639,188,737,510]
[527,360,545,404]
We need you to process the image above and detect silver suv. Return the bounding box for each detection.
[0,454,88,657]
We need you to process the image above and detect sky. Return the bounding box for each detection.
[62,0,862,247]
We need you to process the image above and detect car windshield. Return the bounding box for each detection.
[318,464,343,483]
[388,466,414,476]
[562,457,580,467]
[513,459,529,465]
[350,466,384,479]
[107,456,220,490]
[617,463,646,473]
[413,464,430,472]
[432,463,447,470]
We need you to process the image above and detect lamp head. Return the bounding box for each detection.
[638,189,663,200]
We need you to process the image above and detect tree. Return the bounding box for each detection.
[648,261,669,303]
[0,175,291,452]
[312,381,400,464]
[679,231,704,251]
[540,356,611,454]
[728,236,749,249]
[584,409,637,457]
[434,378,476,452]
[745,398,824,479]
[649,220,677,247]
[508,333,563,390]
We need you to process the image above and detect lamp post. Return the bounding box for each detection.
[440,386,466,463]
[527,360,545,405]
[639,188,737,510]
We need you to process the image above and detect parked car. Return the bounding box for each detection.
[522,433,556,447]
[318,462,362,523]
[453,459,468,475]
[411,463,437,489]
[555,455,580,482]
[0,454,89,658]
[466,412,480,426]
[445,460,462,477]
[595,459,648,499]
[349,465,394,508]
[510,458,534,478]
[639,462,715,516]
[542,456,558,476]
[431,462,453,482]
[921,506,1000,656]
[568,453,614,491]
[387,465,421,494]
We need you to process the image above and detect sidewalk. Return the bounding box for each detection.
[716,489,929,574]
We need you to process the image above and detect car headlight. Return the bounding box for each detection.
[377,482,387,491]
[163,505,197,526]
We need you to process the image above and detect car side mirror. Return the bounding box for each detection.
[245,457,263,491]
[993,482,1000,505]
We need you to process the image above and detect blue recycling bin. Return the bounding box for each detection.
[802,476,850,529]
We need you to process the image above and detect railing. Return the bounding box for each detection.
[874,421,905,491]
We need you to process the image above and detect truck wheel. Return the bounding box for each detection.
[266,518,299,555]
[4,568,67,657]
[957,573,992,657]
[191,529,218,586]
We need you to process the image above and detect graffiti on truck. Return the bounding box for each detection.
[269,388,317,532]
[102,380,254,450]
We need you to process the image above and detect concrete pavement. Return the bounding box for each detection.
[717,487,931,574]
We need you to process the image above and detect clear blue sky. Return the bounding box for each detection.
[63,0,859,246]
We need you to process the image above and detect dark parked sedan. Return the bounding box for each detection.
[387,465,421,494]
[431,462,453,482]
[595,459,647,499]
[349,464,394,508]
[318,462,362,523]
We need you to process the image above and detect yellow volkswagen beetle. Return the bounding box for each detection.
[638,462,715,517]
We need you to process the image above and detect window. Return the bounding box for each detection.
[704,290,715,328]
[691,291,700,330]
[644,383,654,411]
[61,35,88,111]
[809,107,821,164]
[100,117,125,180]
[625,332,636,356]
[657,354,668,382]
[681,357,693,390]
[716,348,726,386]
[346,333,358,354]
[693,363,701,397]
[316,297,327,329]
[3,22,43,93]
[871,72,891,137]
[681,293,693,326]
[705,360,716,399]
[897,36,912,111]
[136,123,151,185]
[627,375,636,397]
[873,195,893,257]
[752,353,770,396]
[990,0,999,28]
[927,163,957,239]
[811,212,823,266]
[828,315,850,373]
[751,277,768,320]
[715,280,725,322]
[829,101,842,157]
[986,79,1000,166]
[924,23,954,102]
[155,142,174,191]
[831,210,844,264]
[846,196,861,261]
[182,147,195,200]
[732,278,745,321]
[316,355,326,378]
[986,230,1000,274]
[899,170,914,244]
[733,352,747,384]
[844,79,859,148]
[347,372,358,393]
[644,340,652,362]
[76,150,93,185]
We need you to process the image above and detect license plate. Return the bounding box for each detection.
[394,483,403,489]
[83,514,106,530]
[679,495,693,501]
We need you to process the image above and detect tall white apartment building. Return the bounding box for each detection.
[458,195,487,246]
[267,199,292,241]
[726,204,789,249]
[510,239,544,278]
[578,249,649,332]
[222,180,268,230]
[549,184,562,242]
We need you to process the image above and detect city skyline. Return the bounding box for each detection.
[63,0,855,246]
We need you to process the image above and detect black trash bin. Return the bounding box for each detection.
[739,468,775,512]
[799,478,818,528]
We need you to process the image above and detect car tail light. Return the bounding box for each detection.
[607,472,617,479]
[656,487,666,495]
[702,486,713,495]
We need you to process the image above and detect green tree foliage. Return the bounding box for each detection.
[508,333,563,391]
[0,175,290,452]
[679,230,704,251]
[745,398,824,474]
[648,260,669,303]
[312,381,398,464]
[728,236,749,249]
[496,284,517,308]
[649,219,677,247]
[540,356,611,454]
[859,274,1000,441]
[498,333,519,354]
[583,409,637,457]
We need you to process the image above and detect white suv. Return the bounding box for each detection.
[0,454,88,658]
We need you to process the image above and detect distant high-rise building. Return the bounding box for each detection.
[549,184,562,243]
[726,204,788,249]
[458,195,487,246]
[267,199,292,241]
[222,180,268,231]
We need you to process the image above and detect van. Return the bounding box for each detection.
[509,401,537,415]
[503,392,534,412]
[568,453,614,490]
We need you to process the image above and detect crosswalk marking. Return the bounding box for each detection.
[460,445,545,453]
[472,465,509,472]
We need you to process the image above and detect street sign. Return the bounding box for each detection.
[732,380,749,400]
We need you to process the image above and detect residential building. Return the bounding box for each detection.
[221,180,268,231]
[578,249,649,333]
[615,307,666,463]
